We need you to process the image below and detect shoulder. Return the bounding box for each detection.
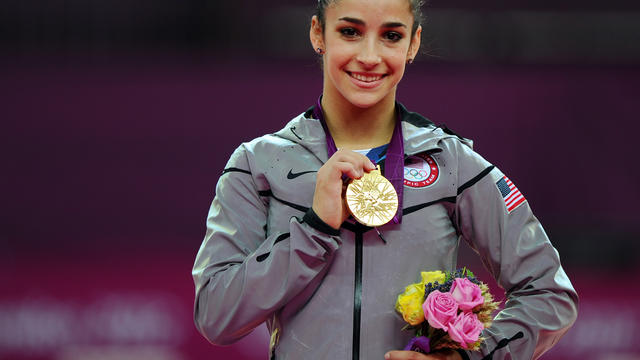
[398,104,496,185]
[222,109,327,182]
[398,102,436,129]
[227,111,318,157]
[399,103,475,156]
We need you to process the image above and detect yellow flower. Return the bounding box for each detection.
[395,271,446,326]
[395,283,425,325]
[421,271,446,285]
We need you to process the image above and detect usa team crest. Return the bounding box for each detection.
[404,153,439,188]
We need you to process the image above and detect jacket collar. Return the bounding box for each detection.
[272,102,468,162]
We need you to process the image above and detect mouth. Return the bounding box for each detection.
[347,71,387,87]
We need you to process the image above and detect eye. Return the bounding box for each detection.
[339,27,360,38]
[383,31,403,42]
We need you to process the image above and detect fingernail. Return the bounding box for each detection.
[384,353,390,359]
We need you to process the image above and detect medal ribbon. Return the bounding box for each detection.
[313,96,404,224]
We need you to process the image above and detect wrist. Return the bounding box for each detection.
[303,207,341,235]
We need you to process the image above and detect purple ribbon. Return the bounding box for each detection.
[313,96,404,224]
[404,336,431,354]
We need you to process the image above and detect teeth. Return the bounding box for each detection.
[351,73,382,82]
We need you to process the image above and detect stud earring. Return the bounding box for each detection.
[316,48,324,55]
[407,58,414,64]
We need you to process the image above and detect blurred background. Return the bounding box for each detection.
[1,0,639,359]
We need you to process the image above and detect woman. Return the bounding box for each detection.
[192,0,578,359]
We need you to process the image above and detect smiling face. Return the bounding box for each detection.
[311,0,421,109]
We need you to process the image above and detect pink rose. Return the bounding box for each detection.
[450,278,484,311]
[447,311,484,349]
[423,290,458,331]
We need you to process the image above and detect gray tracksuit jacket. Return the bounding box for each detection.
[193,103,578,359]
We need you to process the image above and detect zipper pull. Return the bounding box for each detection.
[375,228,387,244]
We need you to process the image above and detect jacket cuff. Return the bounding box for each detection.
[302,208,340,236]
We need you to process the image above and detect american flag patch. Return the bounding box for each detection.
[496,176,526,212]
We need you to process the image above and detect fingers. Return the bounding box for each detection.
[333,160,365,180]
[327,149,376,179]
[384,350,460,360]
[311,149,377,229]
[385,350,431,360]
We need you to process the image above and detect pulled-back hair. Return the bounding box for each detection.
[315,0,425,37]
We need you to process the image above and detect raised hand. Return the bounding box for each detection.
[312,149,376,229]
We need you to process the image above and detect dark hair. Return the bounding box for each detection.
[315,0,425,37]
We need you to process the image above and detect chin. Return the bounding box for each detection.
[343,91,392,109]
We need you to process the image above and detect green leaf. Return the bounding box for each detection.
[467,269,475,278]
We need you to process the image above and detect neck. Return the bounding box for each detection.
[320,92,397,150]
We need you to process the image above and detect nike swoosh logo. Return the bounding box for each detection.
[287,169,316,179]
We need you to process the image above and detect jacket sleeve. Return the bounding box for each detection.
[192,144,341,345]
[452,141,578,360]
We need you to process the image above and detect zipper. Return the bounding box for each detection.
[348,148,443,359]
[352,231,363,360]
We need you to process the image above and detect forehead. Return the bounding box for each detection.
[326,0,413,23]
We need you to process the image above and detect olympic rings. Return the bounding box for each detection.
[403,154,440,188]
[404,168,429,179]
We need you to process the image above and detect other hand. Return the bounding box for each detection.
[384,349,463,360]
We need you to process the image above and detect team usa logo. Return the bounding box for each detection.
[403,153,439,188]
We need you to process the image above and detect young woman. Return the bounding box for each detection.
[192,0,578,359]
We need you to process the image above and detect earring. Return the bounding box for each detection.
[407,58,414,64]
[316,48,324,55]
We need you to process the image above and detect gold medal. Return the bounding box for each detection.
[345,165,398,227]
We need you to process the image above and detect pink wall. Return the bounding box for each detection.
[2,59,639,359]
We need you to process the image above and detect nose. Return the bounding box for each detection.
[356,38,382,68]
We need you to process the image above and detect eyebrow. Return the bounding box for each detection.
[338,17,407,28]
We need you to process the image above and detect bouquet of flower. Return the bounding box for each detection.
[395,268,499,353]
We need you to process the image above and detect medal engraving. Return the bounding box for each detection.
[345,166,398,227]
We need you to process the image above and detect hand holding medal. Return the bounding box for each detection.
[312,149,378,230]
[312,148,399,231]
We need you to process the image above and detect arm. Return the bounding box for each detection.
[192,145,341,345]
[452,142,578,360]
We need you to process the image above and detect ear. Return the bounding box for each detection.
[310,15,325,53]
[407,25,422,62]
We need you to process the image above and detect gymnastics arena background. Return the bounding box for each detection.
[2,1,639,359]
